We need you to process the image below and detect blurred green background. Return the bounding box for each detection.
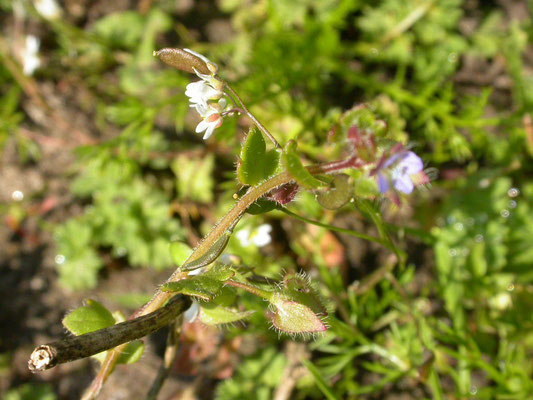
[1,0,533,399]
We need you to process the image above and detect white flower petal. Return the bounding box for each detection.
[252,224,272,247]
[195,120,209,133]
[236,228,251,247]
[34,0,61,19]
[184,301,201,323]
[203,124,216,140]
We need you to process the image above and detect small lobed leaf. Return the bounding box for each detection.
[237,127,281,186]
[170,241,193,267]
[316,174,354,210]
[62,300,115,336]
[282,141,323,190]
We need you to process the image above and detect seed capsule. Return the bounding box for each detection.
[153,48,212,75]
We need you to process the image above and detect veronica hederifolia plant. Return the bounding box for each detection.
[28,48,429,399]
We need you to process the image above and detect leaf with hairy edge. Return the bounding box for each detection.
[270,293,327,334]
[237,127,281,186]
[161,265,235,300]
[282,140,323,190]
[62,300,115,336]
[199,303,255,325]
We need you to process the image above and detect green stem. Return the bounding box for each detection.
[225,279,273,300]
[223,82,282,149]
[280,208,388,248]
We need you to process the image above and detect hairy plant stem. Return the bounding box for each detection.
[82,157,357,399]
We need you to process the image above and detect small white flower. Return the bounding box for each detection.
[22,35,40,76]
[236,224,272,247]
[185,80,222,109]
[34,0,61,19]
[193,98,227,140]
[195,110,223,140]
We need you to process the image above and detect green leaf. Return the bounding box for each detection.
[246,198,280,215]
[180,231,231,271]
[172,153,215,203]
[302,359,341,400]
[170,241,193,266]
[203,263,236,281]
[199,303,255,325]
[62,300,115,336]
[4,383,57,400]
[316,174,353,210]
[161,265,235,300]
[161,278,218,300]
[116,340,145,364]
[237,127,281,186]
[269,293,327,334]
[282,140,323,190]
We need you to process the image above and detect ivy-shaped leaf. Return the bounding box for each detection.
[282,140,323,190]
[316,174,353,210]
[237,127,281,186]
[62,300,115,336]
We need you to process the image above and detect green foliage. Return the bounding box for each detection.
[237,127,280,186]
[215,348,287,400]
[161,264,235,301]
[63,299,115,335]
[4,383,56,400]
[3,0,533,398]
[282,140,324,189]
[316,174,353,210]
[172,153,215,203]
[63,300,145,365]
[169,241,193,267]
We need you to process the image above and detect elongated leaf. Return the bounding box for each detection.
[237,127,281,186]
[282,140,323,190]
[62,300,115,336]
[199,304,254,325]
[180,231,231,271]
